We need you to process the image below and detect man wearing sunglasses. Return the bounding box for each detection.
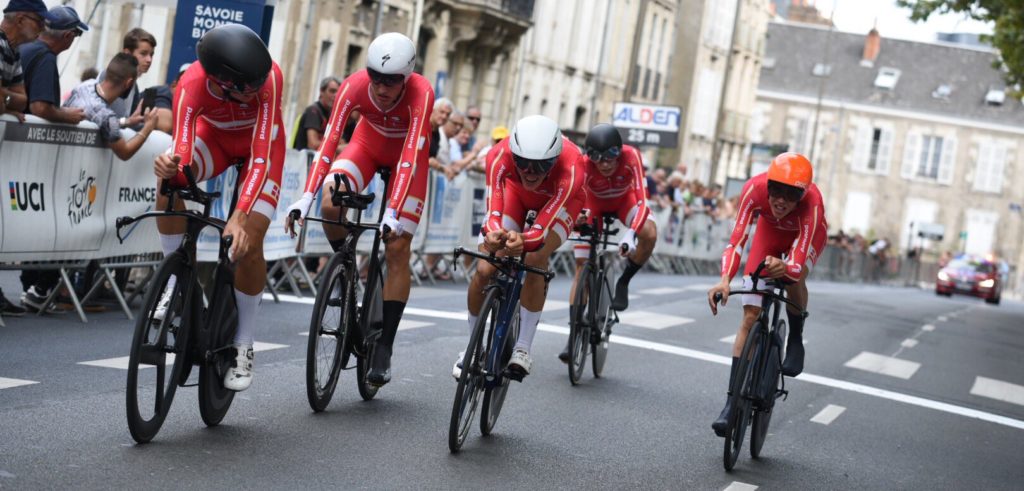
[152,24,285,392]
[706,152,827,437]
[285,32,434,388]
[0,0,58,118]
[19,5,87,125]
[556,123,658,362]
[452,115,585,380]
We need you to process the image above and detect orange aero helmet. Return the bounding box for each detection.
[767,152,813,190]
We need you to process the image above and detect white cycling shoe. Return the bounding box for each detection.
[223,344,254,391]
[508,348,532,376]
[451,351,465,380]
[152,286,174,321]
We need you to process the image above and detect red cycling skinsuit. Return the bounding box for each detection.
[481,136,586,252]
[302,70,434,234]
[574,144,652,259]
[169,62,286,219]
[721,172,827,306]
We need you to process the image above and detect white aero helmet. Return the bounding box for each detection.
[509,115,563,173]
[366,32,416,79]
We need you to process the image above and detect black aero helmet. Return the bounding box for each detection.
[196,24,272,92]
[584,123,623,161]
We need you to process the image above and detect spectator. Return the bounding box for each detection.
[104,28,172,133]
[449,124,485,176]
[422,97,455,280]
[461,105,481,151]
[430,104,461,180]
[703,183,721,219]
[64,52,157,160]
[0,0,54,119]
[19,5,86,124]
[294,75,340,151]
[467,125,507,174]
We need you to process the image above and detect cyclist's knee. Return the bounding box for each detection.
[384,235,412,263]
[525,249,551,269]
[740,306,761,330]
[640,221,657,242]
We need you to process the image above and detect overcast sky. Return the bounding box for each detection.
[818,0,994,43]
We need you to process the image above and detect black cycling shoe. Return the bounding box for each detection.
[366,344,392,386]
[558,341,571,364]
[712,396,733,437]
[781,340,804,377]
[611,277,629,311]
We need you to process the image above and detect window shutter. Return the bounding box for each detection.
[973,144,992,192]
[990,144,1007,193]
[851,123,870,172]
[901,133,919,180]
[877,127,893,175]
[938,137,957,185]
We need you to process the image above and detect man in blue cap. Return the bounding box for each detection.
[0,0,54,117]
[16,5,88,314]
[19,4,86,124]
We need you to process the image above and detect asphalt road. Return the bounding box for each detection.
[1,270,1022,490]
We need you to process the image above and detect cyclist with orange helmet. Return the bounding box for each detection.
[706,152,827,437]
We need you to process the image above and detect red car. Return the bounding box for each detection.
[935,255,1002,305]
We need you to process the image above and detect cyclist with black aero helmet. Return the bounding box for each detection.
[558,123,657,362]
[152,24,285,391]
[285,32,434,388]
[707,152,827,437]
[452,115,586,380]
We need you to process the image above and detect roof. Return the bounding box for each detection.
[759,22,1024,128]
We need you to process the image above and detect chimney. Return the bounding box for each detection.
[861,27,880,67]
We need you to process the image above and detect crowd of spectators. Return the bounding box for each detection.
[645,162,736,223]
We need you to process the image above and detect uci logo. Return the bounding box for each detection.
[8,181,45,211]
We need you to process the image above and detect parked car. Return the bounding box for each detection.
[935,255,1002,305]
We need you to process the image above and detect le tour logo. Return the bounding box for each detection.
[67,169,98,226]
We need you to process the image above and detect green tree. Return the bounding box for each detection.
[897,1,1024,90]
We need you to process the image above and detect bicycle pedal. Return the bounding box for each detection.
[503,366,526,383]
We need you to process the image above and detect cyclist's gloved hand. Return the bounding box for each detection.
[284,192,315,237]
[618,229,637,256]
[381,208,403,240]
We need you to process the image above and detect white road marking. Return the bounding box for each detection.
[543,300,570,311]
[844,352,920,379]
[637,287,685,295]
[269,298,1024,431]
[970,377,1024,406]
[720,334,736,344]
[922,324,935,332]
[937,316,948,322]
[79,343,287,370]
[684,283,717,291]
[299,319,434,336]
[810,404,847,425]
[618,310,694,330]
[724,482,758,491]
[900,339,919,349]
[0,377,38,390]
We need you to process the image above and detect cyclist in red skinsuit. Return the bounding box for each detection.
[284,32,433,387]
[557,124,659,363]
[707,152,827,437]
[152,25,284,392]
[453,115,585,380]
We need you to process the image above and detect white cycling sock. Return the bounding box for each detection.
[159,233,184,257]
[515,306,542,352]
[467,314,478,335]
[233,289,261,346]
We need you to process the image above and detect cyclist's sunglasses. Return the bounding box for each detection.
[209,74,264,96]
[586,146,621,162]
[513,155,556,175]
[367,68,405,87]
[767,181,805,202]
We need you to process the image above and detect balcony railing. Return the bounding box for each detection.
[457,0,535,21]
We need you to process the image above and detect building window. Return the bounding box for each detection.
[812,63,831,77]
[632,64,641,96]
[867,128,882,170]
[652,72,661,100]
[917,135,944,179]
[973,142,1007,193]
[788,117,808,155]
[574,106,586,132]
[642,68,651,99]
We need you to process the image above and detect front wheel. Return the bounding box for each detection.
[592,272,614,378]
[449,288,497,452]
[751,321,786,458]
[481,307,518,435]
[305,253,353,412]
[568,263,591,385]
[198,271,238,427]
[724,324,762,471]
[356,264,384,401]
[125,252,193,443]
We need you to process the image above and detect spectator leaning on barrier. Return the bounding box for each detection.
[427,97,454,177]
[19,5,85,124]
[462,105,481,151]
[467,125,507,174]
[64,53,157,160]
[0,0,54,118]
[294,75,340,151]
[450,122,486,176]
[103,28,171,133]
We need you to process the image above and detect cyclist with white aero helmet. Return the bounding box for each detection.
[707,152,827,437]
[285,32,434,388]
[453,115,586,380]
